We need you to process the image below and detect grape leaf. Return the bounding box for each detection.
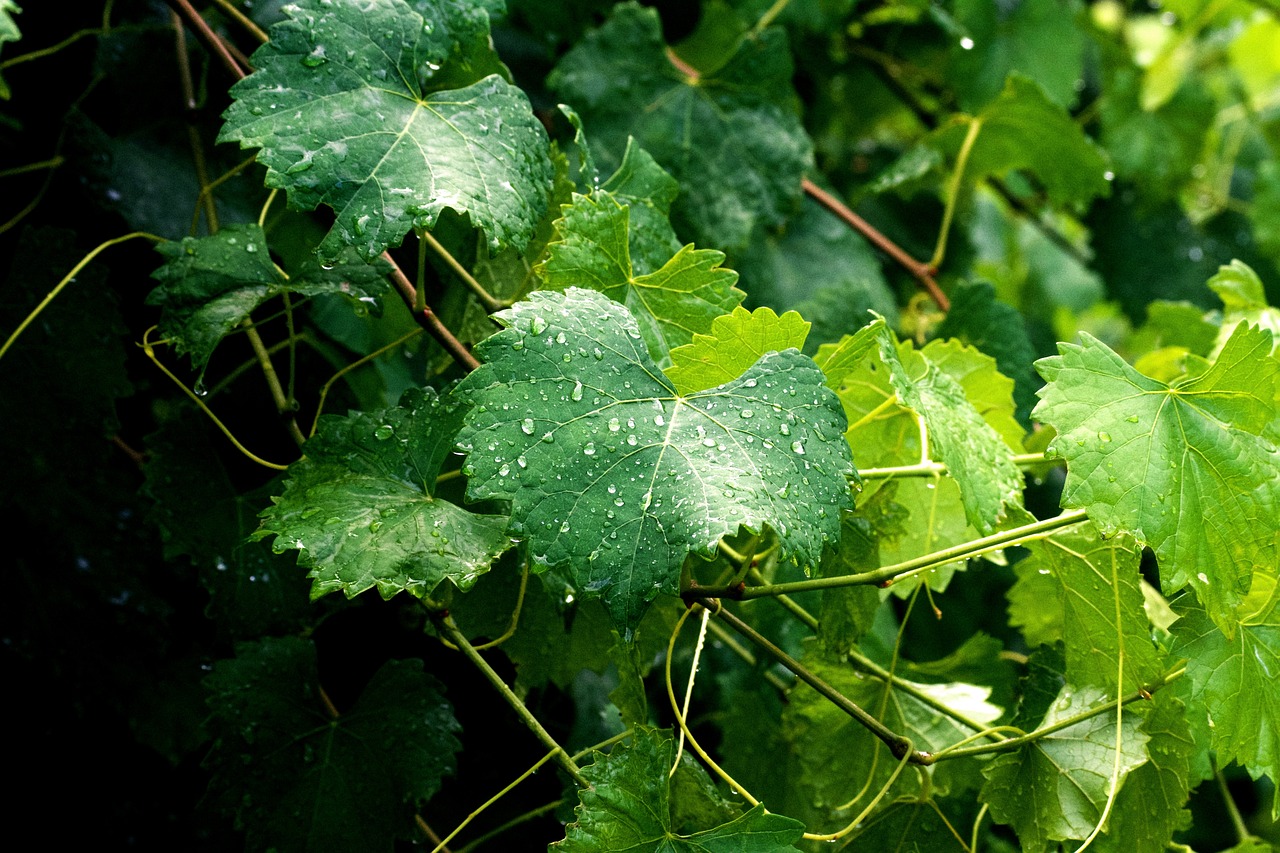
[0,0,19,99]
[218,0,552,262]
[1089,693,1193,853]
[665,306,810,395]
[929,75,1110,209]
[204,637,459,852]
[1008,522,1163,693]
[1034,323,1280,632]
[456,288,854,634]
[1208,261,1280,356]
[949,0,1086,111]
[936,280,1038,426]
[537,189,743,366]
[979,685,1149,852]
[554,727,804,852]
[842,798,969,850]
[1169,584,1280,784]
[148,223,389,371]
[548,2,812,252]
[819,319,1022,534]
[255,386,513,602]
[144,414,312,640]
[599,137,684,270]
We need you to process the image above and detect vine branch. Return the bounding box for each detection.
[385,253,482,372]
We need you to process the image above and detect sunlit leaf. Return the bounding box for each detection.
[1034,323,1280,632]
[456,288,854,634]
[666,306,810,395]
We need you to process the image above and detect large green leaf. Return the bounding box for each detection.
[555,727,804,851]
[204,637,459,852]
[148,223,389,371]
[665,306,810,395]
[548,2,811,252]
[255,386,513,602]
[1034,323,1280,632]
[1170,583,1280,784]
[979,685,1149,852]
[929,75,1110,209]
[1008,522,1163,694]
[219,0,552,261]
[456,288,854,634]
[537,189,743,366]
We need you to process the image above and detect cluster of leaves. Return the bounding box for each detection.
[2,0,1279,850]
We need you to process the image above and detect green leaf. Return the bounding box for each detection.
[148,223,389,371]
[979,685,1150,852]
[144,414,312,640]
[665,306,810,395]
[548,2,812,251]
[554,727,805,852]
[1008,521,1164,693]
[218,0,552,261]
[1169,586,1280,784]
[456,288,854,634]
[820,320,1023,534]
[949,0,1086,111]
[1089,692,1193,853]
[255,386,513,602]
[936,280,1038,426]
[930,75,1110,209]
[537,189,743,366]
[204,637,459,852]
[1208,261,1280,356]
[0,0,19,99]
[817,488,902,655]
[1034,323,1280,632]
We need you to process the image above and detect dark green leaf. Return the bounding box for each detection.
[936,280,1038,426]
[255,386,513,602]
[219,0,552,261]
[457,288,854,634]
[204,637,460,852]
[1034,323,1280,632]
[148,223,389,371]
[554,727,805,852]
[549,2,812,251]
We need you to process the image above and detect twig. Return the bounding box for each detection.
[801,178,950,311]
[384,253,482,372]
[420,230,504,313]
[166,0,245,80]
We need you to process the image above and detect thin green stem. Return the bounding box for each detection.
[844,647,1005,739]
[453,800,565,853]
[1212,756,1256,845]
[846,394,901,434]
[693,509,1088,600]
[0,232,162,363]
[929,117,982,270]
[858,453,1063,481]
[0,156,64,180]
[416,229,429,314]
[435,616,588,788]
[698,599,927,763]
[428,749,560,853]
[929,667,1186,764]
[750,0,792,36]
[311,328,424,435]
[421,229,504,313]
[0,28,105,70]
[240,317,307,446]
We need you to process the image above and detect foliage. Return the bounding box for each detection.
[2,0,1279,850]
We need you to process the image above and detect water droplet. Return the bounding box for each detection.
[614,497,624,507]
[654,415,665,426]
[739,409,753,418]
[571,381,584,401]
[560,521,571,533]
[743,378,757,388]
[374,424,394,440]
[529,315,547,335]
[627,435,638,446]
[498,463,510,477]
[542,432,555,443]
[640,491,653,511]
[608,417,621,432]
[302,44,328,67]
[1125,415,1139,423]
[1098,431,1112,443]
[516,455,528,468]
[701,438,716,447]
[369,520,382,533]
[779,423,791,436]
[583,442,596,456]
[791,440,805,455]
[555,331,567,344]
[521,418,535,435]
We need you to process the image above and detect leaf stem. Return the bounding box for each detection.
[141,328,292,471]
[692,509,1088,600]
[801,177,950,311]
[0,156,65,179]
[929,117,982,271]
[385,253,481,372]
[428,747,560,853]
[1212,756,1257,846]
[858,452,1060,481]
[0,232,162,363]
[927,667,1186,763]
[240,317,307,446]
[311,328,424,435]
[210,0,269,44]
[695,599,928,764]
[845,394,900,434]
[435,615,588,788]
[750,0,792,36]
[421,229,504,313]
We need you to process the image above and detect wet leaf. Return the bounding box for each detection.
[456,288,854,634]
